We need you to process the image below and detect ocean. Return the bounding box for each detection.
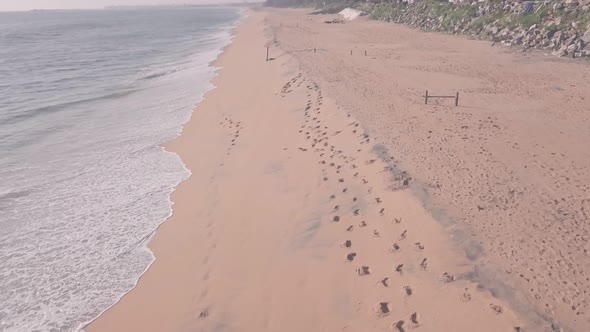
[0,7,241,331]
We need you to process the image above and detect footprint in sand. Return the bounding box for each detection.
[440,272,455,283]
[357,266,371,276]
[420,258,428,270]
[380,277,390,287]
[377,302,390,317]
[415,242,425,250]
[347,252,357,262]
[373,230,380,237]
[342,240,352,248]
[379,208,385,216]
[202,255,210,264]
[390,243,401,252]
[333,215,340,222]
[461,288,472,302]
[353,209,360,216]
[202,270,210,281]
[359,221,368,227]
[403,286,413,296]
[393,320,405,332]
[198,309,209,319]
[346,225,354,232]
[400,230,407,240]
[395,264,404,275]
[489,304,503,314]
[410,312,420,327]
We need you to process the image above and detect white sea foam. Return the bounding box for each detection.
[0,7,241,332]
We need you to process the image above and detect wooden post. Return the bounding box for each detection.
[455,92,459,106]
[350,50,352,55]
[365,50,367,56]
[425,90,428,104]
[266,46,269,61]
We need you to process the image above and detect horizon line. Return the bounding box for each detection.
[0,2,262,13]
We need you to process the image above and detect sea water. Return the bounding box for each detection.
[0,7,241,331]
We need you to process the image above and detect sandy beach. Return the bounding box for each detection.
[265,9,590,331]
[87,8,590,332]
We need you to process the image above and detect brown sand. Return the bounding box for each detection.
[87,8,588,332]
[265,9,590,332]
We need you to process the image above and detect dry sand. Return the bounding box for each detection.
[266,9,590,332]
[88,8,589,332]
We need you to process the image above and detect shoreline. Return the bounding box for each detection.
[85,11,260,332]
[80,11,244,332]
[87,9,531,332]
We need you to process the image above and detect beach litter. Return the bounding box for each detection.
[339,8,363,21]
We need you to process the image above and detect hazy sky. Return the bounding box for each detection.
[0,0,236,11]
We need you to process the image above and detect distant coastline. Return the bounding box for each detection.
[106,3,263,10]
[0,2,262,12]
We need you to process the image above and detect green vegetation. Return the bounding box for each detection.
[265,0,590,41]
[515,6,550,29]
[264,0,590,59]
[369,3,395,20]
[364,1,588,34]
[471,14,499,31]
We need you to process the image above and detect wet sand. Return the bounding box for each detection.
[87,9,589,332]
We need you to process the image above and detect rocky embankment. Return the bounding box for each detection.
[363,0,590,58]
